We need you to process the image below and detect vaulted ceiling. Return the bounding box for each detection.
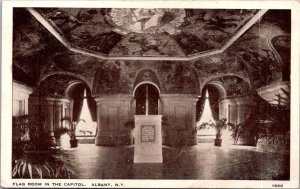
[34,8,259,58]
[13,8,291,100]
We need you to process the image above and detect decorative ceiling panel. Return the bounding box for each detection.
[36,8,259,57]
[109,33,186,56]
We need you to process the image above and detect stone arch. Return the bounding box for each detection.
[200,73,250,95]
[65,81,97,122]
[133,69,161,94]
[40,72,92,93]
[133,81,161,96]
[206,81,227,99]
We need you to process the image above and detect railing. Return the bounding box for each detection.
[197,134,215,143]
[76,135,96,144]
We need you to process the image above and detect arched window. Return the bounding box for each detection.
[134,84,159,115]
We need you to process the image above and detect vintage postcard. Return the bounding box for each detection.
[1,0,299,188]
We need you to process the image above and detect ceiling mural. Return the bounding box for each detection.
[78,31,123,54]
[181,9,257,47]
[13,8,65,87]
[109,33,186,56]
[108,9,186,35]
[13,9,49,57]
[13,8,291,94]
[37,8,258,56]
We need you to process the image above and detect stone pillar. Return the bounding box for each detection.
[95,94,133,146]
[219,95,256,125]
[160,94,198,147]
[46,100,56,144]
[54,101,63,130]
[28,95,71,144]
[219,95,256,145]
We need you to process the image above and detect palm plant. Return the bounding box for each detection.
[62,118,85,148]
[197,118,232,146]
[230,119,272,146]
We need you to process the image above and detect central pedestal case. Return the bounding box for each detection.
[134,115,163,163]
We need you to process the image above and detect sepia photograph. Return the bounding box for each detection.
[1,0,299,188]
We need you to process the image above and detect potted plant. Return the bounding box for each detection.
[197,118,230,146]
[62,118,85,148]
[231,119,272,146]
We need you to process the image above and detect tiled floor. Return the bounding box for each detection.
[64,143,289,180]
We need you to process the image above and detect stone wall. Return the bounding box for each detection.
[94,94,133,146]
[161,94,198,146]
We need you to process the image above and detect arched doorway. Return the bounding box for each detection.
[134,83,160,115]
[196,84,221,143]
[65,82,97,143]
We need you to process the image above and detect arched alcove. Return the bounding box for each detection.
[196,84,222,125]
[134,83,160,115]
[133,69,161,92]
[65,82,97,123]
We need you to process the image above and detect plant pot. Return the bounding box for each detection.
[214,139,222,146]
[69,139,78,148]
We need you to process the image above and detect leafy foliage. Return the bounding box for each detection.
[62,118,85,140]
[229,92,290,145]
[197,118,233,139]
[12,152,74,179]
[12,115,74,179]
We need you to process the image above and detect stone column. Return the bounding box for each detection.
[46,100,56,144]
[160,94,198,147]
[219,96,256,125]
[95,94,133,146]
[219,95,256,145]
[54,101,63,130]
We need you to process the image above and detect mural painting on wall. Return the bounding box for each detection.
[92,61,132,95]
[134,69,160,89]
[229,37,282,88]
[193,54,247,86]
[159,61,199,94]
[52,52,104,83]
[92,60,200,95]
[211,76,250,97]
[38,75,78,96]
